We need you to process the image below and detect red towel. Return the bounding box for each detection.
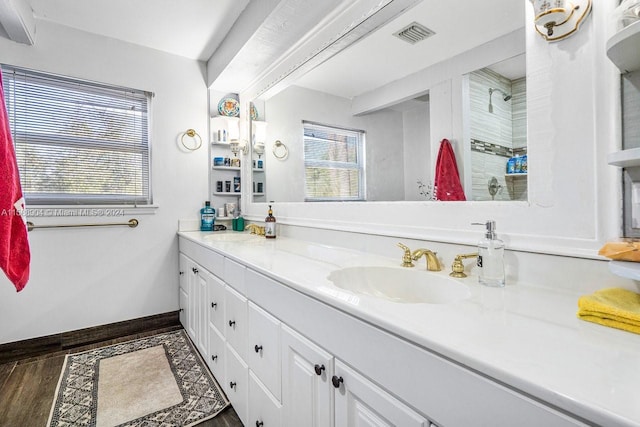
[434,139,466,201]
[0,70,30,291]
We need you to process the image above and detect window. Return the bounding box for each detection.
[2,65,152,205]
[303,121,365,201]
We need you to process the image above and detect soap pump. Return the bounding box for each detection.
[265,202,276,239]
[474,220,505,287]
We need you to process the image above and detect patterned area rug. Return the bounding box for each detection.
[46,330,229,427]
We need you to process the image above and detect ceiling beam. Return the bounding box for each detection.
[0,0,35,45]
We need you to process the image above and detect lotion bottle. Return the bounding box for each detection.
[475,220,505,287]
[265,203,276,238]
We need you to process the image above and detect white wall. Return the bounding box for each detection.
[402,103,431,201]
[0,20,209,343]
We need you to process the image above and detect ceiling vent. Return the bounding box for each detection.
[393,22,435,44]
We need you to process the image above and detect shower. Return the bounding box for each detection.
[488,88,512,113]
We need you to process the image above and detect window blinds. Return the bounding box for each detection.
[1,65,152,205]
[303,121,365,201]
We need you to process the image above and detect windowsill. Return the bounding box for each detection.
[24,204,159,218]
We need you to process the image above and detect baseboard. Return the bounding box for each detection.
[0,311,181,365]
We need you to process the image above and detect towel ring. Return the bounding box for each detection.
[273,140,289,160]
[181,129,202,151]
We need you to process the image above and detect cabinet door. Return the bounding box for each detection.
[249,371,282,427]
[225,285,248,360]
[195,270,209,358]
[208,273,226,335]
[281,325,333,427]
[186,258,197,341]
[179,253,189,292]
[334,360,428,427]
[179,286,188,328]
[248,302,281,400]
[225,343,249,426]
[208,325,225,387]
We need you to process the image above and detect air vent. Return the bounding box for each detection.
[393,22,435,44]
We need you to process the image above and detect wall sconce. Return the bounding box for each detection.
[253,121,268,158]
[227,117,248,156]
[529,0,592,42]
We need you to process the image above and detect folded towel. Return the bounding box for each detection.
[577,287,640,334]
[598,241,640,262]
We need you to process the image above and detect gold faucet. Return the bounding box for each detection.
[412,249,441,271]
[397,243,414,267]
[450,253,478,278]
[245,224,265,236]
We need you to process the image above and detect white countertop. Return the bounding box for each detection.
[179,230,640,427]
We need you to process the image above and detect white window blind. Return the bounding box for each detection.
[303,121,365,201]
[1,65,152,205]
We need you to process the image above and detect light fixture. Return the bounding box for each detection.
[227,117,248,156]
[529,0,592,42]
[253,121,267,158]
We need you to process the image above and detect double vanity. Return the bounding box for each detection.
[178,230,640,427]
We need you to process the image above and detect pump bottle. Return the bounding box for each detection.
[476,220,505,287]
[265,203,276,239]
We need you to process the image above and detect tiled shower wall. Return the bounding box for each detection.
[469,68,526,201]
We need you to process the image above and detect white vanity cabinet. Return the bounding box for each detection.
[179,235,590,427]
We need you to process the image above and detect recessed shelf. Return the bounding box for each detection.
[213,192,241,196]
[252,168,265,172]
[606,20,640,73]
[607,148,640,167]
[609,260,640,280]
[253,192,265,196]
[212,166,241,171]
[505,173,528,178]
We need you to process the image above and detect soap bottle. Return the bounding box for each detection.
[506,157,516,174]
[475,220,505,287]
[265,203,276,239]
[200,201,215,231]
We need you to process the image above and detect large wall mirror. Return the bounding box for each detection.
[248,0,526,204]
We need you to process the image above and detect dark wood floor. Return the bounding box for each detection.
[0,326,243,427]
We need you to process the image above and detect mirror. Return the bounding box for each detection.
[249,0,526,203]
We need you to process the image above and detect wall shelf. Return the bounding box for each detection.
[606,21,640,73]
[212,166,241,171]
[213,192,241,196]
[252,168,265,172]
[505,173,527,178]
[607,148,640,167]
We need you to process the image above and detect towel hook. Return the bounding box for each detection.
[181,129,202,151]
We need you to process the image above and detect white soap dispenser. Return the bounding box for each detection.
[475,220,505,287]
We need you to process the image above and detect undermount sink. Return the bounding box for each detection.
[327,266,470,304]
[203,232,260,242]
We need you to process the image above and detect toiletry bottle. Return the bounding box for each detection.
[506,157,516,174]
[265,203,276,239]
[521,154,528,173]
[514,155,522,173]
[200,201,215,231]
[475,220,505,287]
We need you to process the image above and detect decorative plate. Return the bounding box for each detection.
[218,97,239,117]
[250,103,258,120]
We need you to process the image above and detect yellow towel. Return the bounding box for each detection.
[577,287,640,335]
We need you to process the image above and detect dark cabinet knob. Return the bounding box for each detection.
[229,320,236,327]
[179,271,184,275]
[229,381,236,389]
[331,375,344,388]
[211,302,217,308]
[179,308,184,312]
[314,364,325,376]
[256,421,264,427]
[211,355,217,361]
[254,345,263,353]
[192,267,199,274]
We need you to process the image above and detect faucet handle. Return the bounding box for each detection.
[397,243,414,268]
[450,253,478,278]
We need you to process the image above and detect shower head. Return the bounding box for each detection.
[488,88,512,112]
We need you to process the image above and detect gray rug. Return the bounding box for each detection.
[47,330,229,427]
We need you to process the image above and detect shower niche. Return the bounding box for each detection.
[463,54,527,202]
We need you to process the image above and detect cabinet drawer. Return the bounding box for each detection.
[225,344,249,426]
[334,360,428,427]
[248,302,282,400]
[249,371,282,427]
[208,325,225,386]
[224,258,246,294]
[208,274,226,335]
[225,285,248,360]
